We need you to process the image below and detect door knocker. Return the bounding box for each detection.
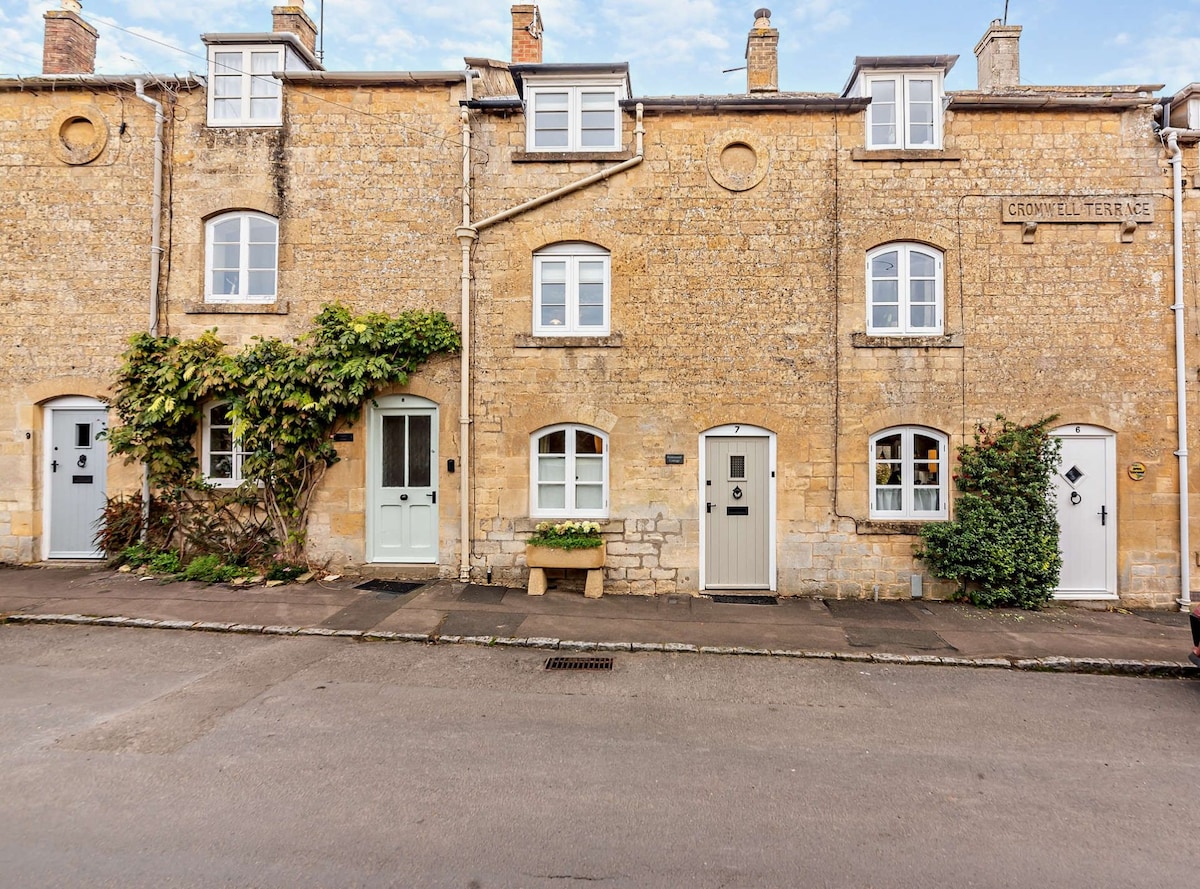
[732,486,743,500]
[1069,491,1081,505]
[76,454,87,468]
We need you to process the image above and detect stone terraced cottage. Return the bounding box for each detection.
[2,1,1198,611]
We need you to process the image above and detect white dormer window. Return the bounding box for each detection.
[864,71,944,150]
[524,79,624,152]
[207,46,284,126]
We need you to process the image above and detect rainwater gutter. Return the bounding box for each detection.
[1162,128,1191,610]
[454,102,645,581]
[134,78,165,533]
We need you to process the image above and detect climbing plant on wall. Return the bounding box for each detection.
[107,303,461,563]
[916,415,1063,609]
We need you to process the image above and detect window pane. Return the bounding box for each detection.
[213,98,240,119]
[575,484,603,510]
[539,430,566,454]
[381,416,406,487]
[213,271,240,295]
[210,454,233,479]
[247,270,276,296]
[210,403,232,425]
[908,79,934,102]
[247,244,274,269]
[250,75,280,99]
[875,434,901,460]
[540,260,566,283]
[213,218,241,242]
[909,304,937,329]
[870,80,896,102]
[541,304,567,327]
[909,278,936,304]
[75,423,91,447]
[535,126,569,147]
[875,488,902,511]
[871,251,899,277]
[249,98,277,120]
[577,260,604,284]
[536,92,569,111]
[248,216,276,241]
[408,414,432,488]
[873,123,897,145]
[909,121,934,146]
[913,488,940,512]
[539,455,566,482]
[872,280,899,303]
[538,483,566,510]
[210,427,233,453]
[909,251,935,277]
[909,101,933,125]
[214,75,242,99]
[578,304,604,327]
[872,305,899,328]
[213,52,241,73]
[212,244,240,270]
[575,431,603,454]
[580,124,615,146]
[575,455,603,482]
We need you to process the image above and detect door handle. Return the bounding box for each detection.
[400,494,408,501]
[51,460,59,473]
[1098,505,1107,526]
[706,502,713,514]
[428,491,437,504]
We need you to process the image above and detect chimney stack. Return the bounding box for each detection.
[42,0,98,75]
[745,8,778,94]
[511,5,543,64]
[974,19,1022,90]
[273,0,318,56]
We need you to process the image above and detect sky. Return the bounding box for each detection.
[3,0,1200,96]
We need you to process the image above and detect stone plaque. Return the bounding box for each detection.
[1002,197,1154,223]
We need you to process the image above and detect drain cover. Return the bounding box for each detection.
[709,594,778,605]
[545,656,614,671]
[355,580,423,595]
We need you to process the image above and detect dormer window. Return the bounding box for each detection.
[843,56,956,152]
[514,67,630,154]
[864,73,941,149]
[207,46,284,126]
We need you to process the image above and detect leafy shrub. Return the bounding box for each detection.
[265,561,307,582]
[182,553,248,583]
[147,550,181,575]
[120,542,158,567]
[917,416,1062,609]
[95,494,145,556]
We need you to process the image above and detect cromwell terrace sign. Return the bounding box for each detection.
[1002,196,1154,223]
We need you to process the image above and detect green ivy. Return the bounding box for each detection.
[107,303,460,563]
[916,415,1063,609]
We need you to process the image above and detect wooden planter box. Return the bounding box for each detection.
[525,543,606,598]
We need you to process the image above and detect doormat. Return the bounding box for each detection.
[708,594,778,606]
[354,580,424,595]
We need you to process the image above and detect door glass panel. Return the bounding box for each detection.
[408,414,432,487]
[381,416,406,487]
[75,423,91,448]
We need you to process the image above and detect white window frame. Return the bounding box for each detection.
[864,71,944,150]
[207,45,284,127]
[202,401,251,488]
[530,424,609,519]
[204,211,279,304]
[866,242,944,335]
[533,242,611,336]
[870,427,948,520]
[524,80,623,152]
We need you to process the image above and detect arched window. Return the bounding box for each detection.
[202,401,250,487]
[533,242,611,336]
[866,243,943,335]
[205,211,278,303]
[531,424,608,518]
[870,427,948,519]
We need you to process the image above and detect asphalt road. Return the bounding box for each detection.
[1,624,1196,888]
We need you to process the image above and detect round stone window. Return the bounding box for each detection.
[50,105,109,165]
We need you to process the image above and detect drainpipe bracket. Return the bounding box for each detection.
[455,225,479,243]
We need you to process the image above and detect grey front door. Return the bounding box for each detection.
[48,408,108,558]
[369,398,439,563]
[704,435,770,589]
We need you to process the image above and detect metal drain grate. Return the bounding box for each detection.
[355,580,423,595]
[709,594,778,605]
[545,656,614,671]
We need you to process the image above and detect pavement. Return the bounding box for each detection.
[1,562,1197,677]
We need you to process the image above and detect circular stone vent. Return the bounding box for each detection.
[50,105,109,165]
[706,129,769,192]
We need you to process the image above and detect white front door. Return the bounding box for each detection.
[368,396,439,563]
[703,429,774,590]
[1053,426,1116,599]
[46,402,108,559]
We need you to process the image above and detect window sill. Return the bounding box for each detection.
[515,517,624,534]
[515,333,623,348]
[856,519,940,535]
[513,149,634,163]
[187,301,289,315]
[851,332,962,349]
[205,121,283,129]
[850,148,962,162]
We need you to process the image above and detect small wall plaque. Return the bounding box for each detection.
[665,454,685,465]
[1128,462,1146,481]
[333,433,354,442]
